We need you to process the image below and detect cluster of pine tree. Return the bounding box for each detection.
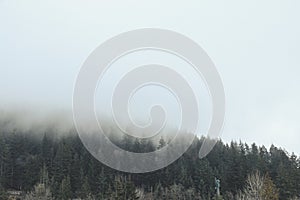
[0,129,299,199]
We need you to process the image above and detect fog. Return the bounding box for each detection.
[0,0,300,154]
[0,107,73,135]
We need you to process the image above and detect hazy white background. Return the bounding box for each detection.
[0,0,299,153]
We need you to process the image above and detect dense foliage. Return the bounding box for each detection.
[0,129,299,199]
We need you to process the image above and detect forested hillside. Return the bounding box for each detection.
[0,129,299,200]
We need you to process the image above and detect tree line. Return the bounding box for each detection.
[0,129,299,199]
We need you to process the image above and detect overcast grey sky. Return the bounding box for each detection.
[0,0,299,154]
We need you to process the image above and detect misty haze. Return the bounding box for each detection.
[0,1,299,200]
